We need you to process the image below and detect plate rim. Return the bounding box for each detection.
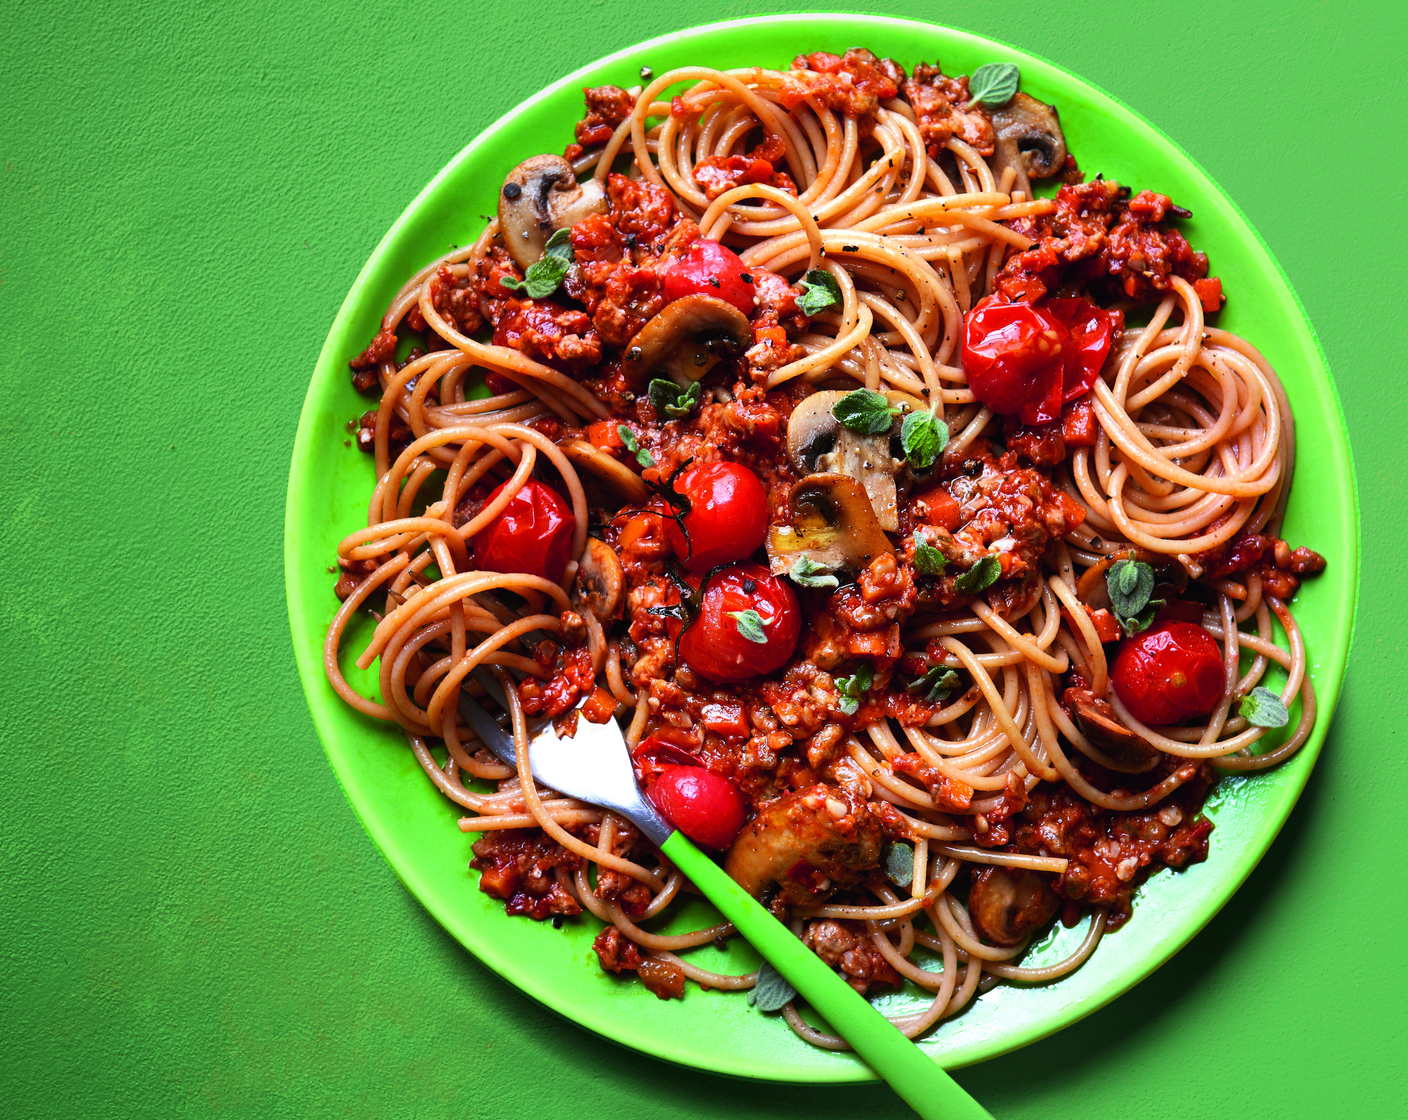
[284,12,1360,1082]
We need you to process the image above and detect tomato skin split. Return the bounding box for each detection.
[961,296,1117,425]
[472,479,574,583]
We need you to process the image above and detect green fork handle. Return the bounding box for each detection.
[660,832,993,1120]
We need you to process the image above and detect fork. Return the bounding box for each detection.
[459,677,992,1120]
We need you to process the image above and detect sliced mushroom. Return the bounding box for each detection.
[724,783,881,904]
[498,154,607,271]
[990,93,1067,199]
[766,473,894,575]
[574,537,625,621]
[967,866,1060,947]
[561,438,650,504]
[619,295,751,389]
[1068,688,1159,767]
[785,390,923,532]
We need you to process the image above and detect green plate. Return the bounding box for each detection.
[285,14,1357,1081]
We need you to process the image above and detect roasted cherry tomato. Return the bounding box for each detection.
[472,479,574,583]
[648,764,747,850]
[1044,297,1118,404]
[1111,621,1226,726]
[631,735,705,783]
[961,295,1068,425]
[662,238,756,317]
[678,562,800,684]
[662,461,768,573]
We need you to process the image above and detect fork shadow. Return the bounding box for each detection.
[408,692,1346,1119]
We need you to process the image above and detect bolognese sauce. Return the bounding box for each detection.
[327,49,1325,1043]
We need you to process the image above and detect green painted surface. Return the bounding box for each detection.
[1,1,1402,1117]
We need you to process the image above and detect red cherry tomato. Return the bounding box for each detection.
[662,238,756,317]
[678,563,800,684]
[662,461,768,573]
[472,479,574,582]
[961,296,1069,425]
[648,764,747,850]
[631,735,705,784]
[1111,621,1226,726]
[1044,297,1118,404]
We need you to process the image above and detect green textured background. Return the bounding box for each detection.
[1,1,1402,1117]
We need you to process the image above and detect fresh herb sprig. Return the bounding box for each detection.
[726,609,769,644]
[901,409,948,470]
[832,388,899,435]
[648,378,702,419]
[748,961,796,1013]
[1239,686,1289,728]
[955,554,1001,594]
[907,666,960,703]
[883,842,916,888]
[788,556,839,590]
[834,661,874,716]
[617,425,655,469]
[499,228,574,299]
[913,543,947,576]
[797,268,841,315]
[965,63,1020,108]
[1106,558,1163,635]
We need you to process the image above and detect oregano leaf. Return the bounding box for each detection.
[727,609,768,644]
[913,544,947,576]
[748,961,797,1012]
[966,62,1020,108]
[832,388,899,436]
[648,378,702,419]
[883,842,916,889]
[1106,559,1161,635]
[835,662,874,715]
[796,268,841,315]
[900,409,948,470]
[617,425,655,468]
[500,228,574,299]
[1239,686,1289,728]
[788,556,839,590]
[955,554,1002,593]
[908,666,960,703]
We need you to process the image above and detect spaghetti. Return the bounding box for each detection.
[325,49,1324,1042]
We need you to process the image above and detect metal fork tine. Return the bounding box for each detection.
[456,691,516,766]
[455,672,671,845]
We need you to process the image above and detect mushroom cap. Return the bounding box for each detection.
[1069,688,1159,766]
[497,154,607,271]
[619,294,751,389]
[723,783,881,903]
[766,473,894,575]
[574,537,625,621]
[967,866,1060,947]
[990,93,1067,197]
[785,389,923,532]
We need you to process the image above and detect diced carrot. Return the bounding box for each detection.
[580,686,618,724]
[1087,608,1120,644]
[1192,277,1223,313]
[914,487,962,531]
[1060,396,1098,447]
[700,699,749,738]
